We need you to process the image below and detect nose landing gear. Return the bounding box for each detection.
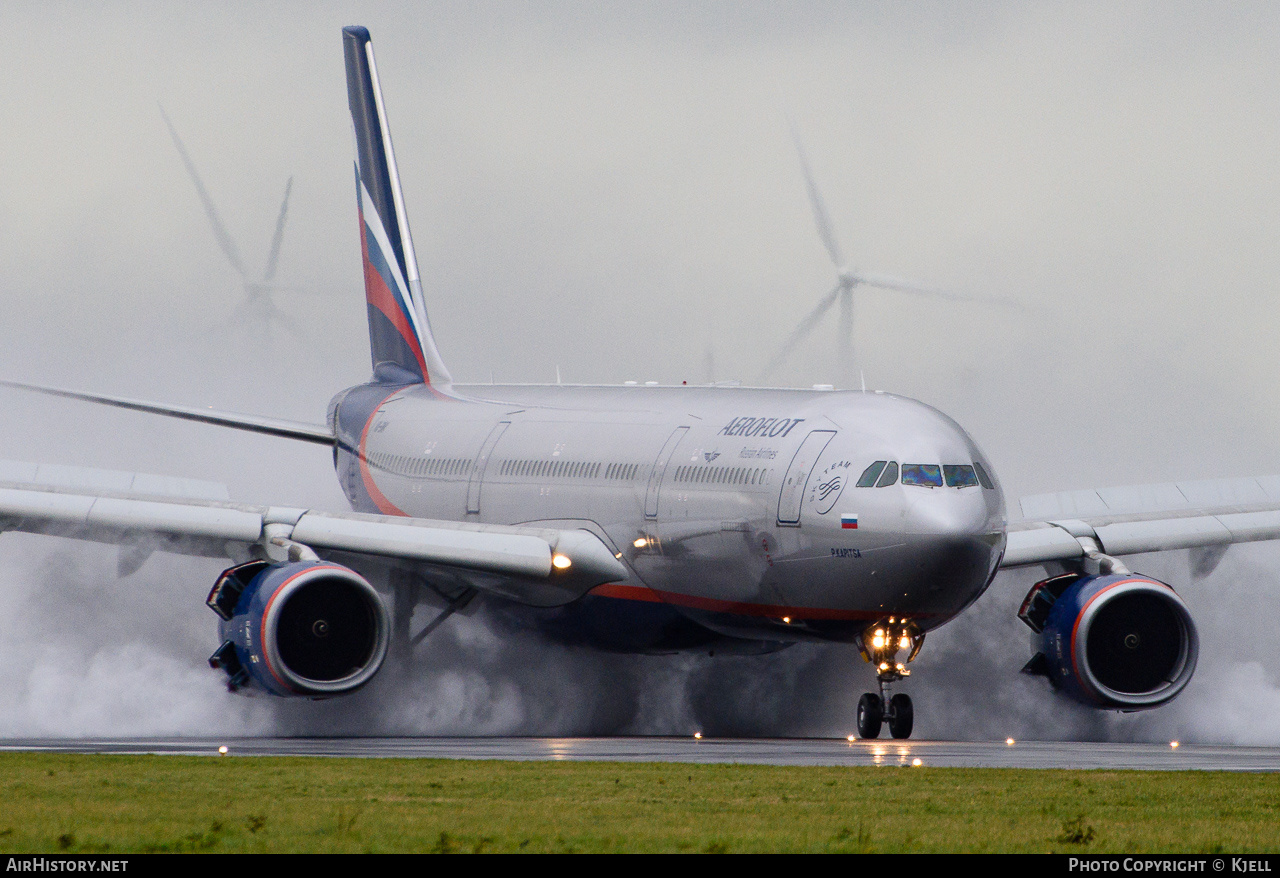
[855,618,923,739]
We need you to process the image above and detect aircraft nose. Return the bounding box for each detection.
[905,487,998,536]
[895,488,1005,613]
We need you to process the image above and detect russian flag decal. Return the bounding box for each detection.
[841,513,858,529]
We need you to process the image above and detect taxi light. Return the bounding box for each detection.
[875,628,884,638]
[879,662,889,671]
[552,554,572,570]
[872,635,884,649]
[899,636,911,650]
[633,537,648,549]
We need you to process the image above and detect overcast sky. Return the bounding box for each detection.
[4,1,1279,504]
[2,2,1280,739]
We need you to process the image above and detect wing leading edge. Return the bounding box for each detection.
[0,477,627,607]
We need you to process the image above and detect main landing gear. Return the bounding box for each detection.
[855,618,923,739]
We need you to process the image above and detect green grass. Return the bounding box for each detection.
[1,752,1278,853]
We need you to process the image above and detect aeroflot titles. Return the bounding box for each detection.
[718,417,806,438]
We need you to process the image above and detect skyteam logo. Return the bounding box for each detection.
[808,459,852,514]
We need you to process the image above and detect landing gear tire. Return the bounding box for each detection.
[888,693,914,739]
[857,693,883,739]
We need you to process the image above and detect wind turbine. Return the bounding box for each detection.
[159,105,300,340]
[758,126,1005,386]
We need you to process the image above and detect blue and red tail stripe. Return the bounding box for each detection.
[343,25,452,388]
[357,178,429,381]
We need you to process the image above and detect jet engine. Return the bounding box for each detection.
[1018,572,1198,709]
[206,559,390,697]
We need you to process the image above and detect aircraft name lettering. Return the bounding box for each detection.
[718,417,805,438]
[739,447,778,459]
[831,548,862,559]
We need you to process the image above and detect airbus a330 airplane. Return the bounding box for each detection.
[4,26,1280,739]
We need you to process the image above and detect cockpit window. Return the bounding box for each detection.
[943,464,980,488]
[973,460,995,490]
[875,461,899,487]
[901,464,943,487]
[856,461,887,487]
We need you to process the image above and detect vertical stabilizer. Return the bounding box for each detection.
[343,26,451,386]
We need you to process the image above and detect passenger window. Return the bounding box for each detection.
[856,461,887,487]
[875,461,899,487]
[943,464,980,488]
[974,461,995,490]
[902,464,943,487]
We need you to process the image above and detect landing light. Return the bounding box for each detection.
[872,634,885,649]
[899,636,911,650]
[552,554,572,570]
[879,662,889,671]
[633,537,648,549]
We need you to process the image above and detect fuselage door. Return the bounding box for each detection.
[645,426,690,519]
[467,420,511,514]
[776,430,836,526]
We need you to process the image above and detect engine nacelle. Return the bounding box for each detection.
[206,560,390,697]
[1019,573,1198,710]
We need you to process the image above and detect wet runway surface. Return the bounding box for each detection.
[3,736,1280,770]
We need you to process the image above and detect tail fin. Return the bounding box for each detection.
[343,26,451,386]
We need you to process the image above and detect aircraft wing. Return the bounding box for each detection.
[0,465,627,607]
[1001,475,1280,568]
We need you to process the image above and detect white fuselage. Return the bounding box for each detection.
[333,383,1007,647]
